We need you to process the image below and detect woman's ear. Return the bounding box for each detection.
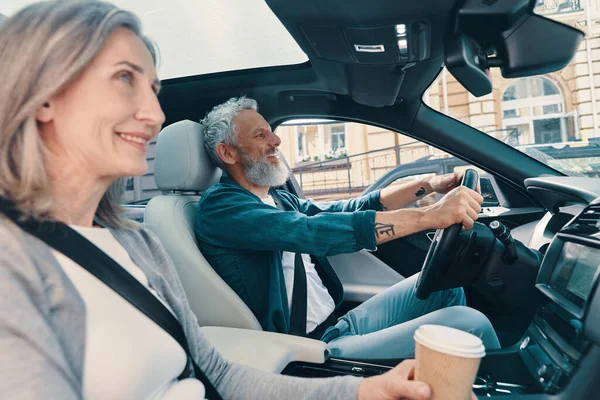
[35,102,54,123]
[216,143,238,166]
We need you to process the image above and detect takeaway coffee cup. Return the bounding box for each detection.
[414,325,486,400]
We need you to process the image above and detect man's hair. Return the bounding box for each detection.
[200,96,258,168]
[0,0,157,229]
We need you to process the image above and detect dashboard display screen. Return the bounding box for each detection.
[550,242,600,304]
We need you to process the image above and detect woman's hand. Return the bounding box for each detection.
[357,359,477,400]
[357,360,430,400]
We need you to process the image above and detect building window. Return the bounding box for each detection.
[329,124,346,150]
[296,126,308,161]
[501,76,567,145]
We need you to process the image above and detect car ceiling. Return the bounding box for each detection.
[159,0,457,127]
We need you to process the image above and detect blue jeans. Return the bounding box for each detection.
[321,273,501,359]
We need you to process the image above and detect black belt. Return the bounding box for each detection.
[270,190,308,336]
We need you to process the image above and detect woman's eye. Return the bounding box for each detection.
[117,71,134,85]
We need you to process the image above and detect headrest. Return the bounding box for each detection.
[154,120,222,192]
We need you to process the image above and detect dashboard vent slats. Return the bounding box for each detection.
[575,205,600,226]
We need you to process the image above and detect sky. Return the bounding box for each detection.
[1,0,308,79]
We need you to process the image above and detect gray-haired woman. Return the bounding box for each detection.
[0,1,442,399]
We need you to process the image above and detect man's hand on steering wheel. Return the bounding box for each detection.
[421,186,484,231]
[415,169,483,299]
[427,171,481,195]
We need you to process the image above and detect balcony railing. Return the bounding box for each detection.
[535,0,583,16]
[292,136,600,200]
[292,141,433,200]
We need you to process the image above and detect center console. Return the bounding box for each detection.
[513,204,599,394]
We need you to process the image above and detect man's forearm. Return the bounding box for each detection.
[379,177,433,211]
[373,209,429,245]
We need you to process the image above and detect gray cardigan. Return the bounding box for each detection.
[0,218,362,399]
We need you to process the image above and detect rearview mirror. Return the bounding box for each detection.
[444,1,584,97]
[444,34,492,97]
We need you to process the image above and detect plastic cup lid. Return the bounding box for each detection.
[414,324,486,359]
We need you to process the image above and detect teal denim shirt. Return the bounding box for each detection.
[195,175,382,333]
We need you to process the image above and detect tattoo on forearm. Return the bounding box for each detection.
[415,187,426,197]
[374,222,396,239]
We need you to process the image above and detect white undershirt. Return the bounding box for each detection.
[262,196,336,333]
[53,226,205,400]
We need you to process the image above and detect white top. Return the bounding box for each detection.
[262,196,336,333]
[53,226,205,400]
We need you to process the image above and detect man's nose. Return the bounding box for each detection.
[268,131,281,148]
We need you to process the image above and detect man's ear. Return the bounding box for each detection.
[215,143,238,166]
[35,101,54,123]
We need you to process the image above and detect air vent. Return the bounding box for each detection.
[481,0,498,5]
[575,205,600,226]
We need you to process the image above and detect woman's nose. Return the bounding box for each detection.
[136,88,166,128]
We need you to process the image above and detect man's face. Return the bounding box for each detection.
[232,109,289,187]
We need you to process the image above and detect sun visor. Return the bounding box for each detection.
[348,64,406,107]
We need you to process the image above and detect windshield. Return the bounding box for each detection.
[425,0,600,178]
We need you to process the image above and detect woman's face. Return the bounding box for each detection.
[37,27,165,180]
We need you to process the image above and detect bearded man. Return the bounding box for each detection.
[194,96,500,359]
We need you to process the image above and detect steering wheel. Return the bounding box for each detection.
[415,169,480,300]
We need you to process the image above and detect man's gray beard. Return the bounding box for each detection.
[241,152,290,188]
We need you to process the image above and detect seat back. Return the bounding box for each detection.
[145,120,261,330]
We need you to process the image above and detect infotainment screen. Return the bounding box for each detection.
[550,242,600,306]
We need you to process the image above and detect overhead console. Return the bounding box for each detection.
[301,21,431,64]
[265,0,451,107]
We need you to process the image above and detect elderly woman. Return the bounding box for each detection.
[0,1,475,399]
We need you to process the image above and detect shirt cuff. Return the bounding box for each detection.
[352,210,377,251]
[365,189,384,211]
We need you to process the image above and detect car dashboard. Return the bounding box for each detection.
[278,177,600,399]
[470,177,600,397]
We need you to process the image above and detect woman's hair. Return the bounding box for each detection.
[0,0,158,229]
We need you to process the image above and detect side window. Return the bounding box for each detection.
[276,120,500,205]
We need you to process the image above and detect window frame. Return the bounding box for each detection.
[501,77,567,145]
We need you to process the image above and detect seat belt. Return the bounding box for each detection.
[270,190,307,337]
[0,198,223,400]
